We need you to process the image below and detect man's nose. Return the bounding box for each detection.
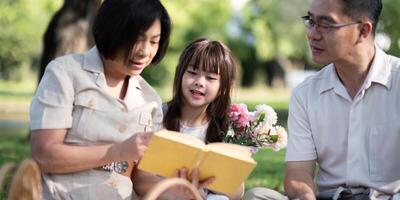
[307,26,322,41]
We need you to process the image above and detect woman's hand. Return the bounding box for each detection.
[113,132,153,162]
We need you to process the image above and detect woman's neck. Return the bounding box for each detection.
[102,58,129,99]
[180,104,209,127]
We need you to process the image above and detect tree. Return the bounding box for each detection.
[0,0,59,81]
[38,0,100,83]
[234,0,311,87]
[380,0,400,56]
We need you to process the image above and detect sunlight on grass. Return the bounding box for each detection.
[0,80,289,195]
[0,130,287,194]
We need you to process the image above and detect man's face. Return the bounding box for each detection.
[306,0,361,65]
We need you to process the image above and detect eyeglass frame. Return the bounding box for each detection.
[301,15,362,33]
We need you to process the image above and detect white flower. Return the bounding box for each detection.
[255,104,277,126]
[268,126,287,151]
[253,121,271,137]
[227,128,235,137]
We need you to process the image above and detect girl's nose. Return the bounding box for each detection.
[194,76,205,88]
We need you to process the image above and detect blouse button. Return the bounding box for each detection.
[121,107,128,112]
[118,126,127,133]
[87,99,94,108]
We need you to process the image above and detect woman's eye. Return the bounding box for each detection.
[207,76,217,80]
[151,41,159,45]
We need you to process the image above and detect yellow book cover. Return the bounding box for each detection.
[138,129,257,195]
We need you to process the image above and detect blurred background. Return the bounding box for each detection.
[1,0,399,196]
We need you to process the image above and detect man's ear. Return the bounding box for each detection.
[358,21,373,41]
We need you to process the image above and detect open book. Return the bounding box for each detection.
[138,129,257,195]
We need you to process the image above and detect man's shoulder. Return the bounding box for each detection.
[292,65,332,95]
[386,53,400,71]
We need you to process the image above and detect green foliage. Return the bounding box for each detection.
[145,0,232,86]
[240,0,311,62]
[380,0,400,56]
[0,0,61,81]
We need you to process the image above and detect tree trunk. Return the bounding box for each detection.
[38,0,100,83]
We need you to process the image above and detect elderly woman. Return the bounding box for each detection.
[29,0,171,199]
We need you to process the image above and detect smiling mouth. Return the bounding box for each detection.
[310,44,324,51]
[128,60,146,69]
[190,89,205,96]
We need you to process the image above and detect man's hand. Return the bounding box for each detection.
[284,160,317,200]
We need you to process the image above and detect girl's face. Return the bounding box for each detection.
[104,19,161,78]
[181,65,221,110]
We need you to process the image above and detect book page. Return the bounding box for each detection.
[206,142,255,163]
[156,129,206,148]
[138,129,206,177]
[197,143,257,195]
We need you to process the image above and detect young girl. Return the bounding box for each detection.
[164,38,243,200]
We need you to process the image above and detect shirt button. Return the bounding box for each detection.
[87,99,94,108]
[121,107,128,112]
[118,126,126,133]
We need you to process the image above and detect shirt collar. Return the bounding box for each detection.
[318,45,391,94]
[83,46,104,74]
[129,75,142,90]
[318,64,336,94]
[364,46,391,90]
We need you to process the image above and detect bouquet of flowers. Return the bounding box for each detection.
[222,103,287,152]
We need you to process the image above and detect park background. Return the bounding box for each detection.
[1,0,399,198]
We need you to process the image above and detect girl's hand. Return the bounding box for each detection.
[113,132,153,161]
[169,167,215,199]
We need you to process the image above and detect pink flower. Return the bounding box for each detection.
[229,103,249,127]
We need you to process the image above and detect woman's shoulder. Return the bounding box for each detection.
[162,103,168,115]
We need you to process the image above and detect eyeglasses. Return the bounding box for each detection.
[301,15,361,34]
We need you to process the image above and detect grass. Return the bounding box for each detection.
[0,129,286,197]
[0,129,31,199]
[0,81,289,196]
[0,133,287,197]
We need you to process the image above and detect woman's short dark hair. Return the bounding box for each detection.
[341,0,382,35]
[93,0,171,64]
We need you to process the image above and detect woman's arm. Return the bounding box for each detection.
[31,129,151,173]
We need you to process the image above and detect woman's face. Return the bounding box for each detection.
[104,19,161,78]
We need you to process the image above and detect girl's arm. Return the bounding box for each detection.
[228,183,245,200]
[31,129,151,173]
[132,170,164,197]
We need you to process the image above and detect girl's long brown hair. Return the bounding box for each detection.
[163,38,237,143]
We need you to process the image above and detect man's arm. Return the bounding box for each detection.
[284,160,317,200]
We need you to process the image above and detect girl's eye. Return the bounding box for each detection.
[151,41,159,45]
[207,76,218,80]
[187,70,197,75]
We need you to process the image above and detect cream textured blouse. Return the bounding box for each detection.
[30,47,163,200]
